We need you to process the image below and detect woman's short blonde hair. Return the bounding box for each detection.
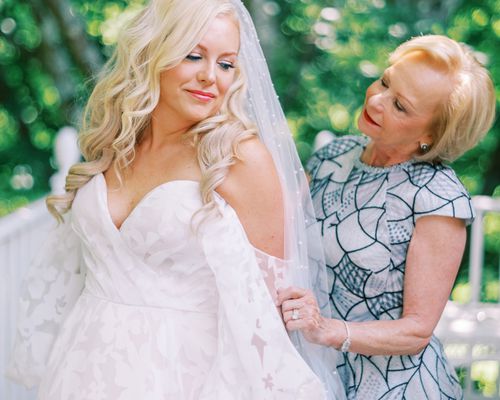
[389,34,496,163]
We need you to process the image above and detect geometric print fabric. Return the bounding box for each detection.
[308,135,472,399]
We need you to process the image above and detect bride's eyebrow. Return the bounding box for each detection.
[195,43,238,57]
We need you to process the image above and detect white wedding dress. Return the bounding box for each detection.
[7,173,327,399]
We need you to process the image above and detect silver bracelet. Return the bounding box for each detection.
[340,320,351,352]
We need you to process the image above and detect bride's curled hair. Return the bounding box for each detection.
[47,0,257,222]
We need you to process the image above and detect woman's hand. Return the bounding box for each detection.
[277,286,335,347]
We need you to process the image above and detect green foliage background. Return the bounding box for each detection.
[0,0,499,297]
[0,0,500,395]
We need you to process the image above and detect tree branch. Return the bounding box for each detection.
[39,0,104,77]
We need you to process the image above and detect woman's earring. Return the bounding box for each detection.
[420,143,430,153]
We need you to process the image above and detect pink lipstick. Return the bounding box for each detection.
[187,90,215,102]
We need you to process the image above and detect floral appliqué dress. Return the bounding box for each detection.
[7,173,327,400]
[307,135,471,400]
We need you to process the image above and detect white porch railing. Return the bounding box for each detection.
[0,127,79,400]
[0,199,53,400]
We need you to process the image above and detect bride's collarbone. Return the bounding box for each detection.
[106,154,200,190]
[105,170,197,201]
[103,162,201,227]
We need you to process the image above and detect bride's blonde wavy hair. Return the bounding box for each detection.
[47,0,257,223]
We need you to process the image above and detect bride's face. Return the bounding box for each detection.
[158,14,240,125]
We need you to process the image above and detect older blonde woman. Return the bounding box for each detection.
[279,35,496,399]
[6,0,345,399]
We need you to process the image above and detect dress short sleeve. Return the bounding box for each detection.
[411,163,475,225]
[6,212,85,388]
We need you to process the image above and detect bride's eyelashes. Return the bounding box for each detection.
[186,54,202,61]
[218,61,235,71]
[185,53,235,71]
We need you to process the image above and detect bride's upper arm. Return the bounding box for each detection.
[216,136,284,259]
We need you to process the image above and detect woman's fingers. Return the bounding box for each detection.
[280,298,304,313]
[278,287,326,344]
[276,286,308,305]
[284,313,321,331]
[283,306,319,322]
[280,289,319,311]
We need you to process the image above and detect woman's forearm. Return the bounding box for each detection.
[323,316,432,356]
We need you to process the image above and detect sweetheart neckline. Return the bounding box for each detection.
[97,173,200,232]
[85,173,286,262]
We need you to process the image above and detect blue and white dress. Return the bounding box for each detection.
[307,135,471,400]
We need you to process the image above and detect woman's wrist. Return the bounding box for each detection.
[339,320,351,352]
[319,317,346,349]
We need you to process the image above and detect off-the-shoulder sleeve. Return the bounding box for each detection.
[6,212,85,388]
[412,164,475,225]
[198,197,327,400]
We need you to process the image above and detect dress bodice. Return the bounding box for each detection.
[72,174,218,313]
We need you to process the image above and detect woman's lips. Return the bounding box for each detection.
[363,108,380,126]
[187,90,215,102]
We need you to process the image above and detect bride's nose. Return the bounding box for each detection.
[197,64,216,85]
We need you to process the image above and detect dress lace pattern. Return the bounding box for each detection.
[307,135,471,400]
[7,173,326,400]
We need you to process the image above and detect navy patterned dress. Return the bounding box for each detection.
[307,135,472,400]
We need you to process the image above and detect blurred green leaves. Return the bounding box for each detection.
[0,0,497,393]
[0,0,499,255]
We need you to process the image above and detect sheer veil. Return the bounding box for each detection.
[230,1,345,398]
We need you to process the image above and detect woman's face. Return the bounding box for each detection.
[358,51,452,155]
[157,14,239,126]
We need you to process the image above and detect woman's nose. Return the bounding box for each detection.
[369,92,385,112]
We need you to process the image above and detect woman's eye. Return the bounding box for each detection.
[394,100,406,112]
[380,78,388,88]
[218,62,235,71]
[186,54,202,61]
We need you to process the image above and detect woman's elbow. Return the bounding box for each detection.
[401,318,434,355]
[406,324,433,355]
[407,335,432,355]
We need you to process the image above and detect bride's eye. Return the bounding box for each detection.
[218,61,235,71]
[186,54,202,61]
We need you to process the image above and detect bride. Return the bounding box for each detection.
[7,0,344,399]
